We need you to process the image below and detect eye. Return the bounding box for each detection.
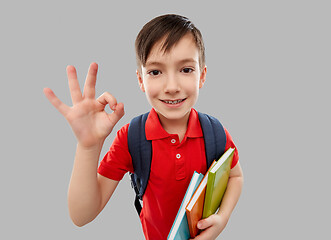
[181,68,194,73]
[148,70,161,76]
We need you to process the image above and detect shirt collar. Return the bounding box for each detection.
[145,108,203,140]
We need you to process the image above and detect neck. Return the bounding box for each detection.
[157,111,191,142]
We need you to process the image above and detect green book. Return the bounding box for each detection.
[202,147,235,218]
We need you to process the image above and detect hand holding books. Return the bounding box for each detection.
[168,148,235,239]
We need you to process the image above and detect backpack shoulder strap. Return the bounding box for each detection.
[127,111,226,216]
[127,112,151,215]
[198,112,227,168]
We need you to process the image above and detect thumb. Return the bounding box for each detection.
[197,217,213,230]
[108,102,125,126]
[112,102,125,119]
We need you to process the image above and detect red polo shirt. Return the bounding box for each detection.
[98,108,238,240]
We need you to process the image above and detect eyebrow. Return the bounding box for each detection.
[145,58,198,67]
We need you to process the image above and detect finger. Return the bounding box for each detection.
[97,91,118,110]
[67,65,83,104]
[190,229,209,240]
[197,217,213,230]
[97,92,125,126]
[83,62,98,99]
[43,88,70,116]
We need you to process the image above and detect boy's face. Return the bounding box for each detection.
[137,33,207,125]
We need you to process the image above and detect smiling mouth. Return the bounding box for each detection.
[161,98,186,104]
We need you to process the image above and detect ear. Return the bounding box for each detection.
[199,65,207,89]
[136,70,145,92]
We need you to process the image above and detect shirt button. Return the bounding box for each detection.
[171,139,176,144]
[176,153,181,159]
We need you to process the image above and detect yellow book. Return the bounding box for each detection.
[202,148,234,219]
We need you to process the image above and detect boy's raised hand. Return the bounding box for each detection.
[44,63,124,148]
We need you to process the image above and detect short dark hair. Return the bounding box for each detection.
[135,14,205,72]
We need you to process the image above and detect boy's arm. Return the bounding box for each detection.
[191,162,244,240]
[44,63,124,227]
[67,143,119,227]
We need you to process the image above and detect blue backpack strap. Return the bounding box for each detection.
[127,112,151,215]
[198,112,227,167]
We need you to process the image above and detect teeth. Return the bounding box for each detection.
[164,99,184,104]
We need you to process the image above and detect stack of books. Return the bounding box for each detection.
[167,148,235,240]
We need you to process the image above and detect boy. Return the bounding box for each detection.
[44,14,243,240]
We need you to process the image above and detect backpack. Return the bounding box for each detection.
[127,111,227,215]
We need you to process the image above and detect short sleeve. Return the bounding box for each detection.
[97,123,134,181]
[223,127,239,169]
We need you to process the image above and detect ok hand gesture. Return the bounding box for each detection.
[44,63,124,148]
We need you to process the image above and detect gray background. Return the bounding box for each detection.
[1,0,330,239]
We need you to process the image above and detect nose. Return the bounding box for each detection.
[164,73,180,94]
